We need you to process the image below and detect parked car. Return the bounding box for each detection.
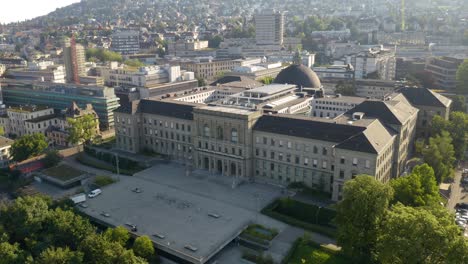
[125,223,138,232]
[456,203,468,210]
[88,189,102,198]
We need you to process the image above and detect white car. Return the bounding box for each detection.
[88,189,102,198]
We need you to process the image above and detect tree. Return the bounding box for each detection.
[104,226,130,247]
[207,35,223,48]
[10,133,48,162]
[451,95,466,113]
[260,76,274,85]
[456,59,468,91]
[422,131,456,183]
[124,59,144,68]
[377,204,466,264]
[335,81,356,96]
[43,149,63,168]
[132,236,155,260]
[336,175,394,263]
[430,115,448,136]
[0,242,28,264]
[197,77,206,87]
[390,164,440,207]
[447,111,468,159]
[36,247,83,264]
[67,114,98,146]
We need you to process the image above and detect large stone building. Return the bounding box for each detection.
[114,64,452,200]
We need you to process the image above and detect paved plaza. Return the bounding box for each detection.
[78,162,287,264]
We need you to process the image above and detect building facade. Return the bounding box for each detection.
[0,79,120,130]
[311,95,365,118]
[255,9,284,46]
[425,57,463,90]
[111,30,140,55]
[63,37,86,84]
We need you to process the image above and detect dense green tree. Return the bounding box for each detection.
[79,234,147,264]
[124,59,145,68]
[260,76,274,85]
[85,48,122,62]
[132,236,155,260]
[104,226,130,247]
[36,247,83,264]
[67,114,99,146]
[44,208,95,250]
[10,133,48,162]
[0,196,51,242]
[422,131,456,183]
[207,35,223,48]
[197,77,207,87]
[0,242,29,264]
[451,95,466,112]
[335,81,356,96]
[431,112,468,159]
[390,164,440,207]
[377,204,466,264]
[456,59,468,91]
[336,175,394,263]
[43,149,63,168]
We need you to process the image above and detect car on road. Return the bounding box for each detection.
[125,223,138,232]
[88,189,102,198]
[456,203,468,210]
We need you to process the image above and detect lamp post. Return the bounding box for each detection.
[315,206,322,224]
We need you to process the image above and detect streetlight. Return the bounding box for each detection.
[315,206,322,224]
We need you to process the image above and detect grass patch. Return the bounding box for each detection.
[242,251,274,264]
[241,224,278,241]
[42,164,85,181]
[262,198,337,238]
[285,236,348,264]
[93,175,116,187]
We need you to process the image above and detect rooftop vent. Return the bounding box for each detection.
[352,112,365,120]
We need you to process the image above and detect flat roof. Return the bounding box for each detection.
[246,84,296,95]
[314,95,366,104]
[196,105,256,115]
[78,176,253,264]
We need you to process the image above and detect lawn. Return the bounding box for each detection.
[42,164,85,181]
[286,238,349,264]
[262,198,337,238]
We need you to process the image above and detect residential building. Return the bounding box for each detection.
[311,95,365,118]
[0,79,119,130]
[8,64,66,83]
[425,57,463,90]
[347,46,396,80]
[0,136,13,168]
[63,37,86,84]
[111,30,140,55]
[255,9,284,46]
[47,102,100,147]
[167,39,209,56]
[313,64,355,82]
[355,79,405,99]
[0,105,58,137]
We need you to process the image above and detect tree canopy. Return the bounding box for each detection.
[377,204,467,264]
[390,164,440,207]
[86,48,122,62]
[451,95,466,113]
[430,112,467,159]
[0,196,150,264]
[67,114,99,145]
[456,59,468,91]
[422,131,456,183]
[335,175,394,263]
[10,133,48,162]
[132,236,155,260]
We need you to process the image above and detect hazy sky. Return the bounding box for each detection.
[0,0,81,24]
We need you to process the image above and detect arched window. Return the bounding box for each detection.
[231,128,238,143]
[203,124,210,137]
[217,126,223,140]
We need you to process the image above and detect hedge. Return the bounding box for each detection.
[76,155,136,175]
[261,199,337,238]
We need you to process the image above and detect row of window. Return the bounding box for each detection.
[203,125,239,143]
[255,137,329,155]
[198,141,243,156]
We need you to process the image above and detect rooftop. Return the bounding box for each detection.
[0,136,13,148]
[245,84,297,96]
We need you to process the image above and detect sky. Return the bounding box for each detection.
[0,0,81,24]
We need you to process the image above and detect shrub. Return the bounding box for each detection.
[93,175,116,187]
[43,149,63,168]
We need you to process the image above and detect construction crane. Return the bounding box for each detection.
[401,0,405,32]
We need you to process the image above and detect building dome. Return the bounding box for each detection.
[274,64,322,88]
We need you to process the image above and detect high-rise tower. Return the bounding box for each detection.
[255,9,284,46]
[63,36,86,84]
